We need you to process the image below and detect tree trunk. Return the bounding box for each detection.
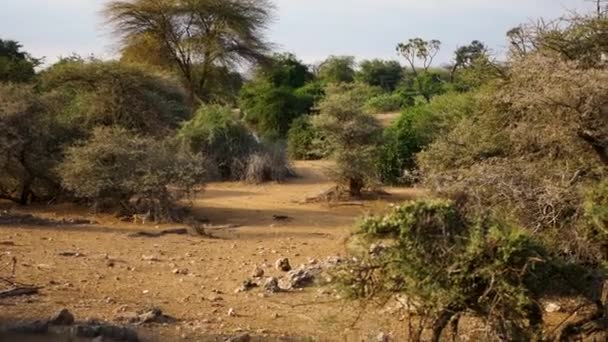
[19,178,32,206]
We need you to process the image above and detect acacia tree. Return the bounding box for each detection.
[314,85,383,197]
[104,0,274,103]
[396,37,441,78]
[450,40,487,81]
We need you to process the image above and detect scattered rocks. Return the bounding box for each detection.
[136,308,176,324]
[225,332,251,342]
[263,277,281,293]
[49,308,75,326]
[280,268,315,290]
[275,258,291,272]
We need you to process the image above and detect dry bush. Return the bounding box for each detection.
[314,84,383,197]
[180,105,294,183]
[418,53,608,261]
[245,143,294,184]
[57,127,206,222]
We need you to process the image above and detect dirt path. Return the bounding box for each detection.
[0,161,425,341]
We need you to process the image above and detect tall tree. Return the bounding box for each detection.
[104,0,274,103]
[356,59,403,91]
[450,40,487,81]
[317,55,356,84]
[0,39,41,83]
[396,38,441,78]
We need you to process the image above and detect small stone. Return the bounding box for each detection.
[142,255,160,262]
[263,277,281,293]
[275,258,291,272]
[172,268,189,275]
[227,308,236,317]
[49,308,75,326]
[545,302,561,313]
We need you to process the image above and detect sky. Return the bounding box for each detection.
[0,0,593,67]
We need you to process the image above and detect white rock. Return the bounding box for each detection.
[545,302,561,313]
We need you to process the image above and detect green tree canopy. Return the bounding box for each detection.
[317,55,356,84]
[104,0,275,103]
[356,59,403,91]
[0,39,41,83]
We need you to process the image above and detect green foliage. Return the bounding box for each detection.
[262,53,313,89]
[0,39,40,83]
[364,92,413,113]
[179,105,257,180]
[239,53,316,139]
[419,53,608,262]
[397,38,441,78]
[39,60,191,136]
[0,84,67,204]
[240,81,314,139]
[325,82,383,109]
[341,200,601,341]
[318,55,356,84]
[451,55,504,92]
[582,180,608,259]
[377,92,476,184]
[179,105,293,183]
[356,59,403,91]
[314,85,383,196]
[57,126,206,220]
[286,116,329,160]
[105,0,274,102]
[413,72,445,102]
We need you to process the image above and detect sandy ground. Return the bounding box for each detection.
[0,161,427,341]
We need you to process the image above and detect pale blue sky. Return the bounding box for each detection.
[0,0,592,67]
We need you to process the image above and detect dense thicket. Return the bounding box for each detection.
[340,200,605,341]
[39,60,191,136]
[179,105,293,183]
[0,39,40,83]
[58,127,206,220]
